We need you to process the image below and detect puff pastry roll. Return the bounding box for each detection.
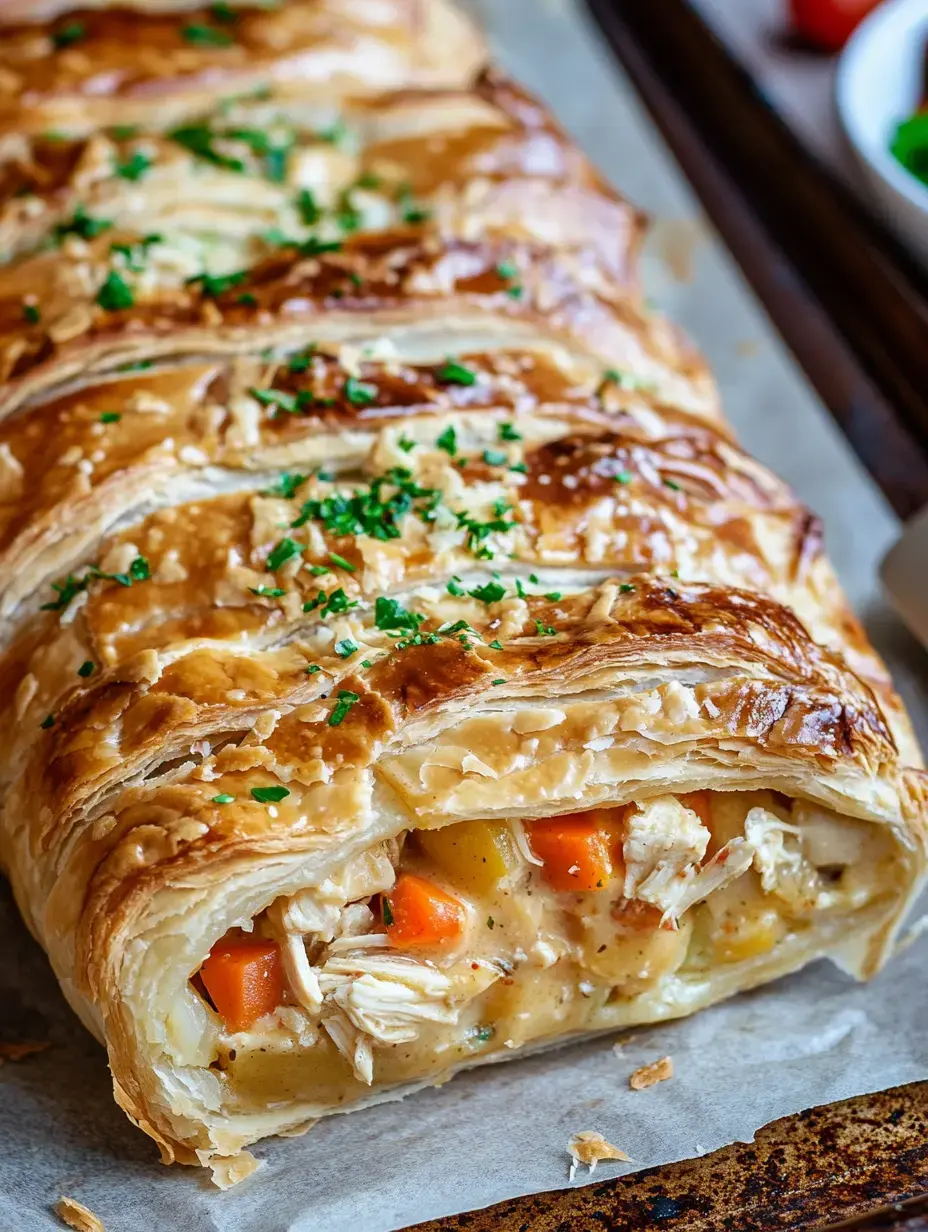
[0,0,925,1171]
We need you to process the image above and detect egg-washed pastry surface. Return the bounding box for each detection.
[0,0,925,1171]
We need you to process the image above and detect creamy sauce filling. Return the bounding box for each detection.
[191,790,899,1110]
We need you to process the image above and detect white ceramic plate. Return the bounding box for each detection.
[836,0,928,265]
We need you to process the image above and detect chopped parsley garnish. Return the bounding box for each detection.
[110,233,161,272]
[212,794,235,804]
[251,785,290,803]
[374,596,423,634]
[446,576,466,597]
[77,660,95,677]
[496,259,524,298]
[534,620,557,636]
[619,583,636,594]
[488,639,503,650]
[41,714,55,729]
[112,125,139,140]
[237,292,257,306]
[42,557,149,611]
[295,188,321,226]
[96,272,134,312]
[486,916,495,929]
[545,591,562,601]
[52,21,85,48]
[292,468,440,541]
[473,1025,495,1043]
[169,123,244,173]
[509,462,527,474]
[262,472,309,499]
[182,23,234,46]
[114,151,152,181]
[318,119,349,148]
[435,426,457,456]
[335,187,362,233]
[250,386,297,414]
[482,449,507,467]
[436,359,476,386]
[455,508,516,559]
[286,347,316,374]
[265,537,303,572]
[211,2,238,22]
[186,269,247,298]
[498,422,521,442]
[303,587,357,618]
[664,478,682,491]
[334,638,358,659]
[19,301,40,325]
[382,897,395,926]
[54,205,112,243]
[361,659,373,668]
[491,679,505,686]
[328,552,355,572]
[100,412,121,424]
[250,586,285,597]
[306,664,321,674]
[396,182,431,224]
[614,471,632,485]
[469,580,506,605]
[397,435,416,453]
[116,360,153,373]
[344,376,377,407]
[328,689,360,727]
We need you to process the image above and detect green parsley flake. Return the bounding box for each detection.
[482,449,507,467]
[212,793,235,804]
[318,119,349,148]
[250,387,297,414]
[620,583,636,594]
[295,188,321,225]
[361,659,373,669]
[186,269,247,298]
[334,638,358,658]
[614,471,633,485]
[510,462,528,474]
[211,2,238,22]
[488,639,503,650]
[469,580,506,605]
[306,664,322,674]
[382,897,395,926]
[398,435,416,453]
[251,785,290,803]
[498,422,521,442]
[77,660,95,677]
[250,585,285,598]
[266,537,303,572]
[473,1025,495,1043]
[182,23,234,46]
[446,577,466,597]
[115,151,152,181]
[100,412,121,424]
[41,714,55,729]
[262,472,309,499]
[374,596,423,633]
[328,552,355,572]
[435,426,457,457]
[96,272,134,312]
[436,360,476,386]
[54,205,112,243]
[664,478,682,491]
[491,679,505,686]
[534,620,557,636]
[329,689,360,727]
[22,303,40,324]
[344,376,377,407]
[52,21,85,48]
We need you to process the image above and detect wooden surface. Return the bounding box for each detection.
[407,2,928,1228]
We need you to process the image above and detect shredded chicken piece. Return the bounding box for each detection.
[744,807,804,894]
[629,1055,674,1090]
[623,795,709,911]
[567,1131,630,1181]
[53,1198,104,1232]
[510,817,544,866]
[319,955,458,1045]
[280,934,323,1014]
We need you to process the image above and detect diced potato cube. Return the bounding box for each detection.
[416,820,519,893]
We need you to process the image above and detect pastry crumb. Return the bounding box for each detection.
[567,1131,630,1181]
[0,1040,49,1065]
[630,1055,674,1090]
[53,1196,103,1232]
[204,1149,263,1189]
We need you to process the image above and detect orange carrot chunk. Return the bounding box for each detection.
[199,936,285,1032]
[526,814,614,891]
[383,873,467,947]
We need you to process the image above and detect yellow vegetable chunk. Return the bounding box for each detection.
[416,820,519,893]
[704,871,788,963]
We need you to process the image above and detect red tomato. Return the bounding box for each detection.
[789,0,882,52]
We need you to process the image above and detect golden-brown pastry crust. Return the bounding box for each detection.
[0,0,923,1170]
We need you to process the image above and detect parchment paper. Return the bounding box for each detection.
[3,2,928,1229]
